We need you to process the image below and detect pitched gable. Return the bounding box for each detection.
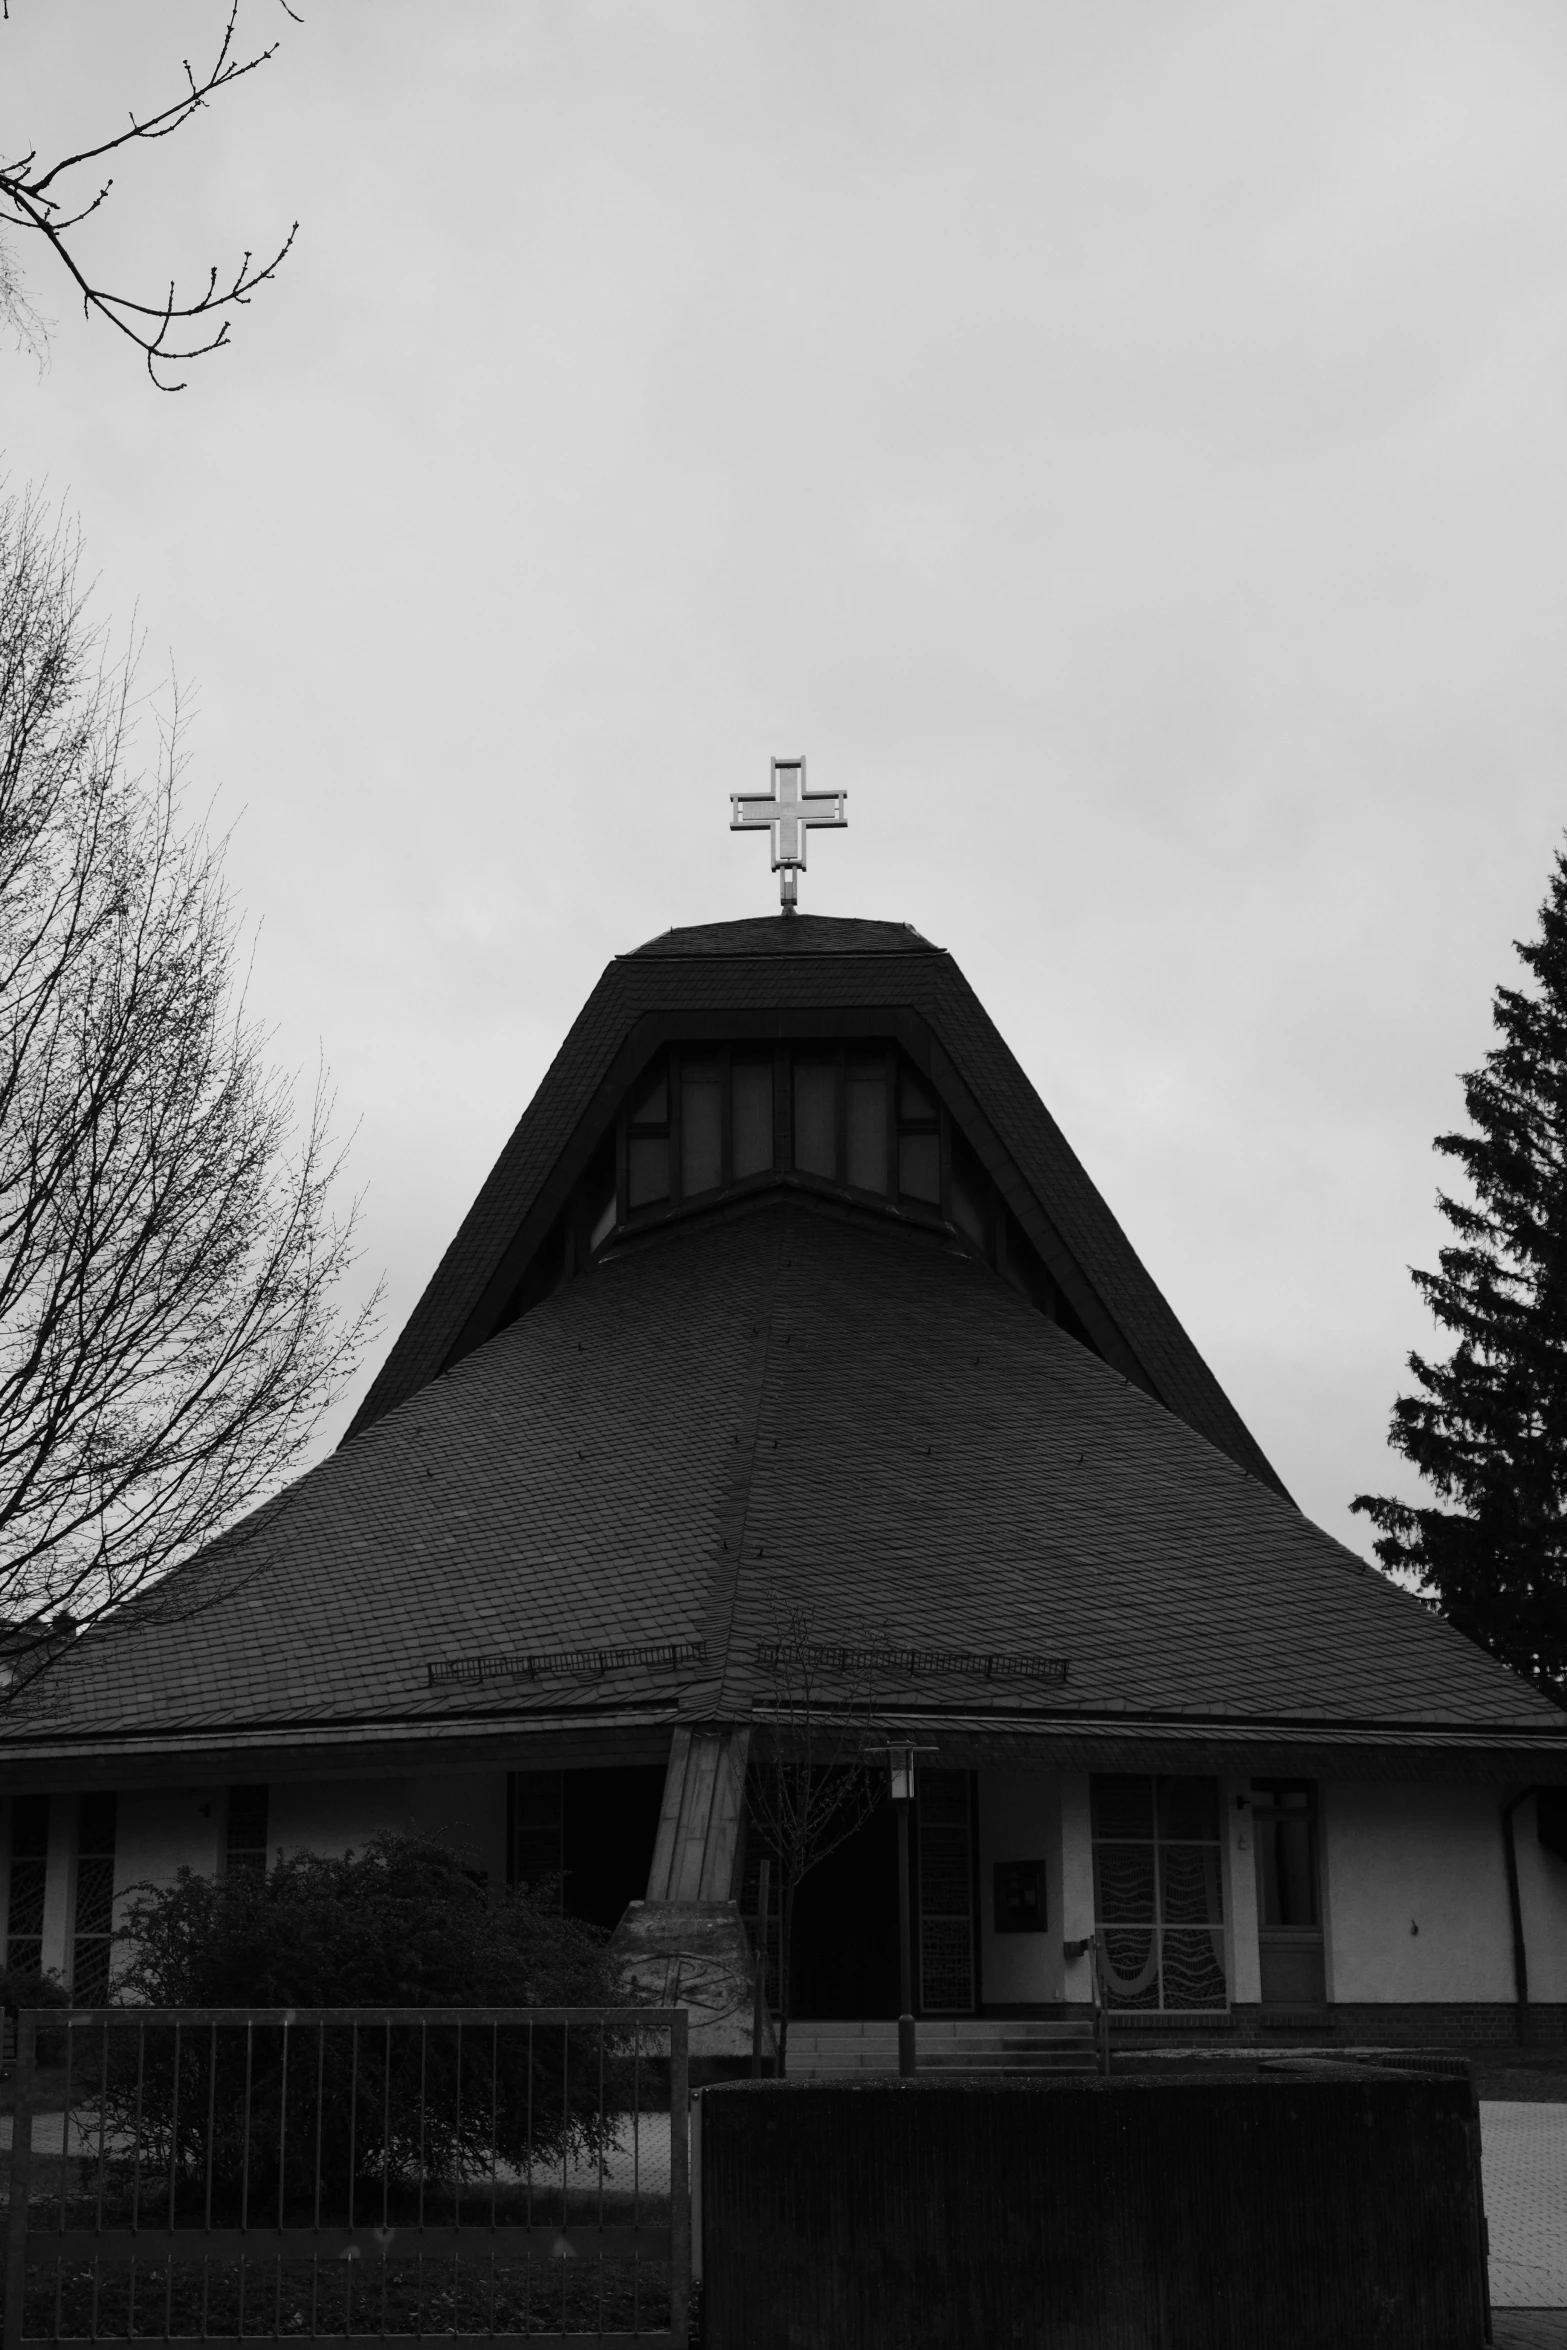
[348,916,1288,1498]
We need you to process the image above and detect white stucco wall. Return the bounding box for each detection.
[1513,1792,1567,2004]
[113,1787,223,1910]
[1322,1781,1518,2003]
[268,1777,414,1859]
[409,1772,507,1883]
[976,1771,1062,2005]
[5,1772,514,1991]
[266,1773,508,1875]
[1222,1776,1261,2005]
[1058,1772,1094,2010]
[103,1787,223,1991]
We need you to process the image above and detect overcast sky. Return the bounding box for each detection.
[6,0,1567,1556]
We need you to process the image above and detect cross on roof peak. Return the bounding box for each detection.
[730,757,847,913]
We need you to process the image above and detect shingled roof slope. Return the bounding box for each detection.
[347,916,1286,1495]
[632,916,931,956]
[6,1200,1561,1776]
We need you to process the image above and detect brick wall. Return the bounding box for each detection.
[1105,2002,1567,2048]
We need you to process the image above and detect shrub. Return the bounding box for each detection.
[101,1834,641,2217]
[0,1965,70,2016]
[114,1833,618,2011]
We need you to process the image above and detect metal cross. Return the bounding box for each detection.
[730,757,847,913]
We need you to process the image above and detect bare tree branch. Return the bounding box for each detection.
[0,486,380,1698]
[0,2,299,389]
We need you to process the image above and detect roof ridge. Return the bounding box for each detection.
[625,943,947,959]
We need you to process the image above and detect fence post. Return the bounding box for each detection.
[4,2013,36,2350]
[667,2009,690,2343]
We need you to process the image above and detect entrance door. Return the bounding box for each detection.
[917,1770,976,2014]
[776,1772,981,2018]
[788,1801,901,2018]
[1252,1781,1325,2007]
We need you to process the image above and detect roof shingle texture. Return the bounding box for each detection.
[8,1201,1561,1762]
[347,915,1284,1493]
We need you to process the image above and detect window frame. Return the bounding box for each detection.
[1090,1773,1229,2015]
[615,1039,960,1232]
[1249,1778,1327,2010]
[224,1783,271,1878]
[4,1793,50,1976]
[70,1790,117,2004]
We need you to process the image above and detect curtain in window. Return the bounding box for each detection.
[1091,1775,1227,2012]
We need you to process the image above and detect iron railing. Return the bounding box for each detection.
[2,2007,688,2350]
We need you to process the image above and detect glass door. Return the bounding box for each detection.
[1252,1781,1325,2007]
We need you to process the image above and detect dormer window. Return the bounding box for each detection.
[897,1064,941,1205]
[793,1056,836,1182]
[627,1066,670,1208]
[845,1057,889,1194]
[681,1057,723,1197]
[732,1058,774,1179]
[494,1033,1099,1359]
[618,1042,950,1226]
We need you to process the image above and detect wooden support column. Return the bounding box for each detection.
[618,1726,768,2064]
[647,1727,750,1903]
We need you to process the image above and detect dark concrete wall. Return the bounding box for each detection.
[698,2072,1489,2350]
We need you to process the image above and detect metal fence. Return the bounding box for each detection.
[1,2008,688,2350]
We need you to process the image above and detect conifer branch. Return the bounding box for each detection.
[1353,846,1567,1705]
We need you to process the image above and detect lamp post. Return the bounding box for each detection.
[889,1743,917,2078]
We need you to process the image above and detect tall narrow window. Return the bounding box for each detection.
[627,1062,671,1209]
[680,1058,723,1198]
[1091,1775,1226,2012]
[581,1138,617,1255]
[897,1063,941,1205]
[792,1059,836,1181]
[226,1785,270,1877]
[509,1771,564,1900]
[72,1793,116,2003]
[6,1795,49,1975]
[732,1058,774,1181]
[917,1770,975,2013]
[950,1129,988,1249]
[845,1058,889,1195]
[1252,1781,1324,2007]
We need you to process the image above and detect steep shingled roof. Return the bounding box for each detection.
[4,1200,1562,1782]
[631,916,932,956]
[346,915,1288,1494]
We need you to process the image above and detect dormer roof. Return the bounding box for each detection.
[349,915,1286,1497]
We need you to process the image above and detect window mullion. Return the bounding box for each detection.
[834,1048,847,1187]
[721,1047,733,1192]
[670,1045,684,1209]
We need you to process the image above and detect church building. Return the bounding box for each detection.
[1,785,1565,2054]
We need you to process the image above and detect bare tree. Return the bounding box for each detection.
[745,1610,887,2072]
[0,1,299,389]
[0,487,377,1692]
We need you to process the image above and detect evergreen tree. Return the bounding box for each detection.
[1353,848,1567,1706]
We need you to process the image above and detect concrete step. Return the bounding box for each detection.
[785,2019,1101,2078]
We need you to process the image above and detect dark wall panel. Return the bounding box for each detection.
[698,2071,1489,2350]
